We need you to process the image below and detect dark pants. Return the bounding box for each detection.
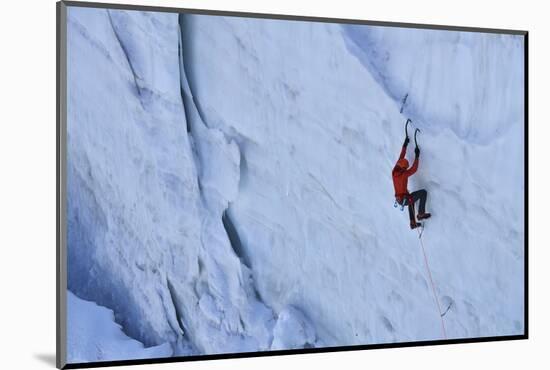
[404,189,427,222]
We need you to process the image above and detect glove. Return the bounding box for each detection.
[403,137,410,146]
[415,147,420,157]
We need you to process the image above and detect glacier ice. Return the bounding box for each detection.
[66,6,525,363]
[67,292,173,363]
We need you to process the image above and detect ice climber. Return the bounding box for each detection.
[392,132,431,229]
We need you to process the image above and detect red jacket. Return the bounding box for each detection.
[392,145,418,202]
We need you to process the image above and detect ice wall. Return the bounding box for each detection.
[343,25,525,144]
[66,6,525,362]
[180,14,524,344]
[67,7,279,359]
[67,7,202,350]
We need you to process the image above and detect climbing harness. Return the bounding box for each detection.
[394,197,407,211]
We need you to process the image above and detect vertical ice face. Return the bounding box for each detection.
[67,7,273,357]
[66,6,524,363]
[179,14,524,345]
[67,7,202,348]
[342,26,525,142]
[340,25,525,339]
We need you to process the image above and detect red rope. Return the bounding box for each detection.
[418,231,447,339]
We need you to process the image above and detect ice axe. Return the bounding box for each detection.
[405,118,411,138]
[414,128,421,149]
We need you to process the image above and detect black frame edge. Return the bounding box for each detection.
[63,335,527,369]
[57,1,68,369]
[523,32,529,339]
[57,1,529,369]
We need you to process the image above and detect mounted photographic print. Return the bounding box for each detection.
[56,1,528,368]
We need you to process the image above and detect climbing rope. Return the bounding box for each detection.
[417,229,447,339]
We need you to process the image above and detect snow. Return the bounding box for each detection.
[65,5,525,365]
[67,291,173,363]
[271,306,316,350]
[343,25,525,144]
